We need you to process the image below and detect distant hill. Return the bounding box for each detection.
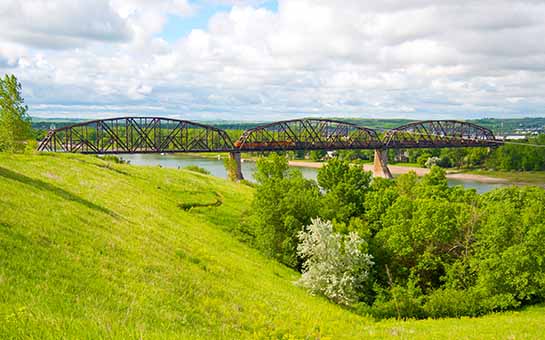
[469,117,545,135]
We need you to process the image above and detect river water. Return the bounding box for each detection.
[119,154,506,194]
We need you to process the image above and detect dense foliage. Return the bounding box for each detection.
[246,154,545,318]
[394,137,545,171]
[317,158,372,222]
[251,136,545,172]
[247,154,321,267]
[0,74,32,152]
[485,135,545,170]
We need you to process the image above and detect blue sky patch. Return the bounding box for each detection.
[159,0,278,43]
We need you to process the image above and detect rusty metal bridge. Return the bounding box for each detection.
[37,117,500,153]
[37,117,501,180]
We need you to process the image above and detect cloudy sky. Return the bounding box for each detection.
[1,0,545,121]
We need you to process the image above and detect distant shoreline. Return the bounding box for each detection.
[179,154,539,186]
[285,160,509,184]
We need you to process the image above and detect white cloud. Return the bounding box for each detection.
[2,0,545,120]
[128,83,153,99]
[0,0,132,48]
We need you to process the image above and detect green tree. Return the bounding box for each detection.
[369,168,480,295]
[416,153,432,167]
[250,154,321,268]
[0,74,32,152]
[472,186,545,308]
[485,137,545,171]
[317,158,373,223]
[309,150,326,161]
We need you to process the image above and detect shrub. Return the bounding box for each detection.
[239,179,256,187]
[184,165,211,175]
[423,288,483,318]
[309,150,326,161]
[416,153,431,167]
[296,218,373,305]
[100,155,129,164]
[436,155,452,168]
[370,279,425,319]
[24,139,38,154]
[223,156,239,181]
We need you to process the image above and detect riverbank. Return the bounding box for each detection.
[461,169,545,187]
[126,153,542,187]
[287,160,509,184]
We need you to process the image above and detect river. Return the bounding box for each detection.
[119,154,507,194]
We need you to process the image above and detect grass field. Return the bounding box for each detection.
[1,153,544,339]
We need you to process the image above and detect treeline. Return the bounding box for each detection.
[262,136,545,171]
[236,155,545,319]
[392,135,545,171]
[485,136,545,170]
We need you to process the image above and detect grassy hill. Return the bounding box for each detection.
[1,153,544,339]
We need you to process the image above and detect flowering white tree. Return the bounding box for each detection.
[296,218,374,305]
[425,156,441,168]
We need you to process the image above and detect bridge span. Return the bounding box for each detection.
[37,117,501,180]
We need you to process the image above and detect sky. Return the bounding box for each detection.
[1,0,545,121]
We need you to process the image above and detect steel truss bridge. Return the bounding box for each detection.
[37,117,501,154]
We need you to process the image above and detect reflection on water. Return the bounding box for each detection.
[119,154,506,194]
[444,178,505,193]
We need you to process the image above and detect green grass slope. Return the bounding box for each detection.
[0,153,544,339]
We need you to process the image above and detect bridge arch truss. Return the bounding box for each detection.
[37,117,234,153]
[234,118,382,151]
[383,120,498,149]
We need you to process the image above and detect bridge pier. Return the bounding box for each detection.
[373,149,393,179]
[227,152,244,181]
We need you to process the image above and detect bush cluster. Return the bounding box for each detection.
[183,165,211,175]
[243,155,545,318]
[296,218,373,305]
[99,155,129,164]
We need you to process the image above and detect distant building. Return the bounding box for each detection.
[326,151,337,158]
[498,135,528,141]
[394,150,409,162]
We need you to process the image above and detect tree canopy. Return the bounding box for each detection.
[244,155,545,319]
[0,74,31,152]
